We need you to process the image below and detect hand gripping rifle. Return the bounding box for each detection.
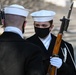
[48,2,74,75]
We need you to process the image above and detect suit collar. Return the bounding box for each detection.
[39,33,52,50]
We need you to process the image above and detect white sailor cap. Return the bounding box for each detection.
[30,10,56,22]
[4,4,29,17]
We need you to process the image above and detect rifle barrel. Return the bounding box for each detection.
[67,2,73,19]
[65,2,73,31]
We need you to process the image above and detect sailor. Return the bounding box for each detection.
[26,10,76,75]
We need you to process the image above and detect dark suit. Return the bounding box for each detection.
[0,32,44,75]
[26,34,76,75]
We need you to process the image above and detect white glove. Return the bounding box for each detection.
[50,57,62,68]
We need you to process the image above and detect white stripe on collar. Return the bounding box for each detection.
[39,33,52,50]
[4,26,23,38]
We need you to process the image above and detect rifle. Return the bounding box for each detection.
[48,2,74,75]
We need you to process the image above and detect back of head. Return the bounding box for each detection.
[4,4,29,26]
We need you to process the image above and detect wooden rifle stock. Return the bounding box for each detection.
[49,34,63,75]
[48,2,74,75]
[48,34,62,75]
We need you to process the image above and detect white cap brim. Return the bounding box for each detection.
[4,4,29,17]
[31,10,56,22]
[32,16,54,22]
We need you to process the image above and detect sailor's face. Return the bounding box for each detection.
[34,21,50,28]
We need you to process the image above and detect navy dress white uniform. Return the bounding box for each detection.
[26,10,76,75]
[0,5,45,75]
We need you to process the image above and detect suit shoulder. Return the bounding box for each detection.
[61,39,74,50]
[26,34,36,40]
[62,40,72,46]
[51,34,73,47]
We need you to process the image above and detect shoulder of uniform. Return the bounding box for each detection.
[61,39,72,47]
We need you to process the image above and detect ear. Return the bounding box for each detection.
[1,10,5,26]
[49,24,54,31]
[1,19,5,27]
[23,21,27,27]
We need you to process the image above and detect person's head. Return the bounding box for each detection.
[3,4,29,33]
[30,10,56,38]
